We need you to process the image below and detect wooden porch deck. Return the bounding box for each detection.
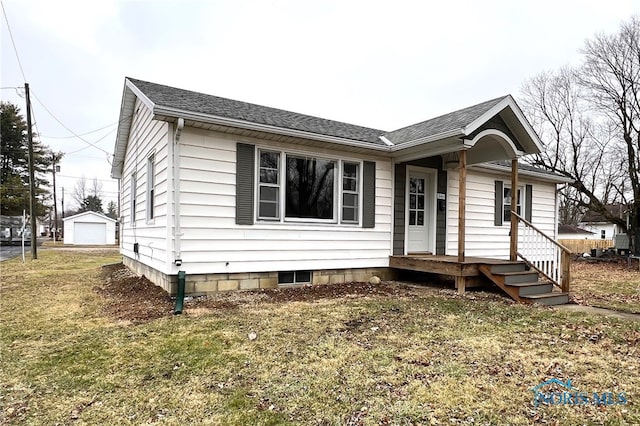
[389,255,522,293]
[390,254,518,277]
[389,254,570,305]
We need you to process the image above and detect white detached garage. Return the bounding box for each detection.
[63,211,116,245]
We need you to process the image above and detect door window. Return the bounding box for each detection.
[409,177,425,226]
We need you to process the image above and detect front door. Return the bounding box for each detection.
[407,172,433,253]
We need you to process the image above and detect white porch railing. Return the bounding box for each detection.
[512,212,571,293]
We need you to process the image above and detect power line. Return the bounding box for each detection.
[29,90,111,155]
[64,128,117,155]
[41,119,122,139]
[56,174,116,183]
[1,1,26,82]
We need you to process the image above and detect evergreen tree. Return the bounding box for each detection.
[79,195,104,214]
[106,200,118,219]
[1,102,51,216]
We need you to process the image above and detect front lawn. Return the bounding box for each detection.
[571,260,640,314]
[1,250,638,425]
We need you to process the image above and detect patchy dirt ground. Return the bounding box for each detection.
[96,258,640,324]
[96,263,515,324]
[97,263,174,324]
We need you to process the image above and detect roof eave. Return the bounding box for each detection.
[388,129,463,152]
[110,78,156,179]
[473,162,573,183]
[462,95,544,155]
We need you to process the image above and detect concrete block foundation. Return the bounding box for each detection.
[122,256,395,296]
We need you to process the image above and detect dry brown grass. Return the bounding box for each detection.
[571,260,640,314]
[1,250,638,425]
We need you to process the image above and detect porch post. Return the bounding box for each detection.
[510,159,518,261]
[457,150,467,263]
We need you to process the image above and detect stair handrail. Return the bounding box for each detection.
[512,211,571,293]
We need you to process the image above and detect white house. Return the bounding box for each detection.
[63,211,116,245]
[110,78,570,300]
[578,204,629,240]
[557,224,594,240]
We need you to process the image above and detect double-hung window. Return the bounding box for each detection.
[258,150,280,220]
[494,181,532,226]
[146,154,155,222]
[130,172,137,224]
[341,162,359,223]
[502,185,522,223]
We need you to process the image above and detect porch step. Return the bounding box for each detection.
[478,263,568,305]
[487,270,539,285]
[487,263,529,274]
[522,292,570,306]
[507,281,554,296]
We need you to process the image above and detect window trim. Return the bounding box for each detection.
[254,147,362,225]
[146,153,155,223]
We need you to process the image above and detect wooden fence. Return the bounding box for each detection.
[558,239,614,254]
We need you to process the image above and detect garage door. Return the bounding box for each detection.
[74,222,106,245]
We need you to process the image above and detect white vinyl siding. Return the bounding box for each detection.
[176,128,392,275]
[119,98,170,273]
[446,169,557,259]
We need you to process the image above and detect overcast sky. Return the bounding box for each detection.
[1,0,638,211]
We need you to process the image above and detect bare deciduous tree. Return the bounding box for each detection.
[72,176,103,210]
[72,176,87,207]
[521,16,639,254]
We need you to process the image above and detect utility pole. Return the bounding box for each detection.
[25,83,37,259]
[51,152,61,241]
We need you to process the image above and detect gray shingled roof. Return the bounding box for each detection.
[129,78,388,145]
[581,203,629,222]
[558,225,593,235]
[383,96,507,145]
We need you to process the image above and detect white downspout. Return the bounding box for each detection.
[173,118,184,266]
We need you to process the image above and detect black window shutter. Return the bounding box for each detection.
[362,161,376,228]
[525,184,533,222]
[494,180,503,226]
[236,143,255,225]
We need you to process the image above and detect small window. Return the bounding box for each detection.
[342,162,359,223]
[146,154,155,221]
[601,230,606,239]
[258,150,280,220]
[130,172,137,224]
[278,270,312,285]
[503,186,521,223]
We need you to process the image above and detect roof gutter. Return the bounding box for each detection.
[473,162,573,183]
[153,106,393,153]
[387,129,463,152]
